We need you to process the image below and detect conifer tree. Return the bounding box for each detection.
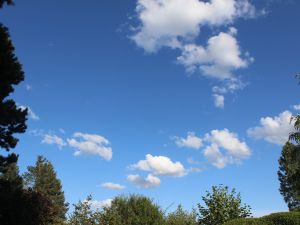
[0,0,13,8]
[24,156,68,223]
[0,23,28,173]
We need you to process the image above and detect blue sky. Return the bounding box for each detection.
[1,0,300,217]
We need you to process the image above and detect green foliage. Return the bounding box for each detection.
[23,155,68,224]
[278,142,300,211]
[166,204,198,225]
[223,212,300,225]
[0,167,54,225]
[262,212,300,225]
[0,161,23,190]
[68,195,101,225]
[198,185,251,225]
[98,194,165,225]
[223,218,266,225]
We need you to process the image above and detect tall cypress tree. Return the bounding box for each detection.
[24,156,69,223]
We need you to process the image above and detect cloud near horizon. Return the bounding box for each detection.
[127,174,161,188]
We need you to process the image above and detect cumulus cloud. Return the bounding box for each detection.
[204,129,251,168]
[18,105,40,121]
[67,132,113,160]
[213,94,225,108]
[132,0,255,52]
[131,0,256,107]
[131,154,187,177]
[177,29,251,80]
[127,174,161,188]
[247,111,295,145]
[42,134,67,149]
[174,132,203,149]
[102,182,126,190]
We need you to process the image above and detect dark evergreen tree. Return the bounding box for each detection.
[0,23,28,172]
[0,0,13,8]
[23,155,68,224]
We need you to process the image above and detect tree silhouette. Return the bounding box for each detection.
[0,0,14,8]
[0,23,28,172]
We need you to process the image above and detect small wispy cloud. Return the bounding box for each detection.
[101,182,126,190]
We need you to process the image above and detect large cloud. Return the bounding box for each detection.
[132,0,255,52]
[67,132,113,160]
[131,154,187,177]
[127,174,161,188]
[247,111,295,145]
[131,0,256,108]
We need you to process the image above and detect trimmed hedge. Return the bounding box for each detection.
[223,212,300,225]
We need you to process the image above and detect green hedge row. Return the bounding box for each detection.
[223,212,300,225]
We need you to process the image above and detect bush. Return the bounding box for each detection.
[223,212,300,225]
[262,212,300,225]
[223,218,267,225]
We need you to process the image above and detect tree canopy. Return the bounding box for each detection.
[23,155,68,224]
[198,185,251,225]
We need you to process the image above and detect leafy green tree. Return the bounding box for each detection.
[98,194,165,225]
[68,195,101,225]
[23,155,68,224]
[278,142,300,211]
[166,204,197,225]
[197,185,251,225]
[0,23,27,173]
[277,75,300,211]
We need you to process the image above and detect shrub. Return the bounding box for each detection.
[223,218,267,225]
[262,212,300,225]
[223,212,300,225]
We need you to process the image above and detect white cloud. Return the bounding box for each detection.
[18,105,40,121]
[177,29,251,80]
[204,129,251,168]
[132,0,255,52]
[85,199,112,210]
[67,132,113,161]
[293,104,300,111]
[131,154,186,177]
[213,94,225,108]
[131,0,256,107]
[247,111,295,145]
[42,134,67,149]
[102,182,126,190]
[175,132,203,149]
[127,174,161,188]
